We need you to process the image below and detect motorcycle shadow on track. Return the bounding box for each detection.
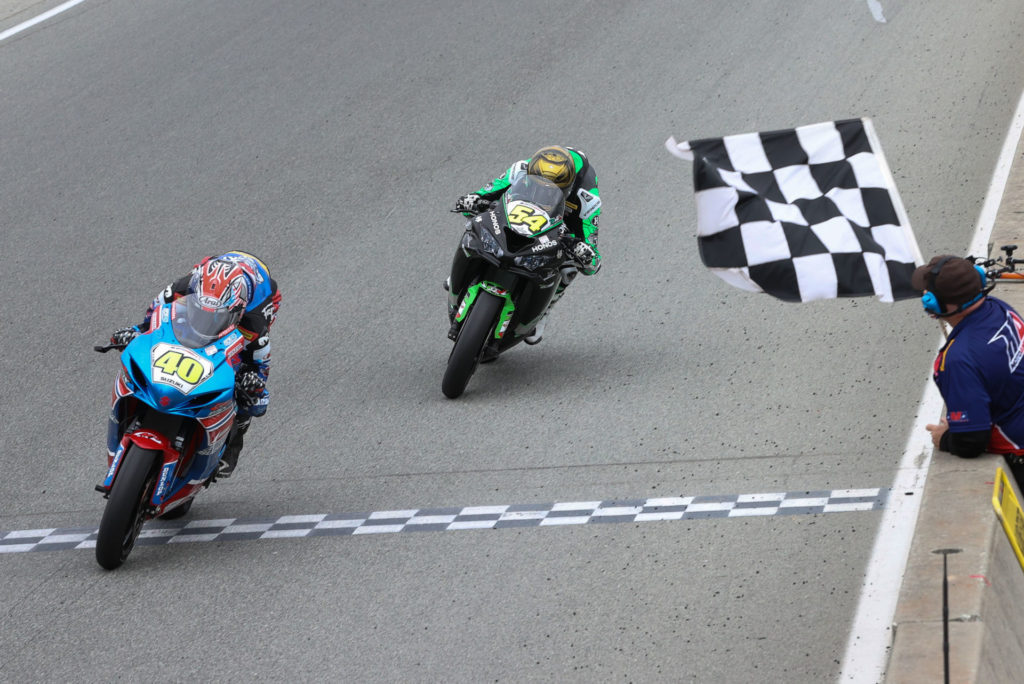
[442,344,585,401]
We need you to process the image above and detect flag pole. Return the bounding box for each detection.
[931,548,962,684]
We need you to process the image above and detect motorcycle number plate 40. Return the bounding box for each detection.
[150,342,214,394]
[506,200,551,237]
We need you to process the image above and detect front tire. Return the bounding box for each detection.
[442,293,503,399]
[95,446,160,570]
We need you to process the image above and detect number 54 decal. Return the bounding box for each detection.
[151,342,214,393]
[506,201,551,234]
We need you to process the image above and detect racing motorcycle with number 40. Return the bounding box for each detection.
[443,174,577,398]
[93,294,247,569]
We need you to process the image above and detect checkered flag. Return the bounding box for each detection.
[666,118,923,303]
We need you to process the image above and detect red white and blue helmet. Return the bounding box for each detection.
[181,257,254,341]
[190,257,253,311]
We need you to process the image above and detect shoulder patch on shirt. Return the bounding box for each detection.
[988,309,1024,372]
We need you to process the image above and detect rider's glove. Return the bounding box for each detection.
[110,326,141,346]
[234,368,266,408]
[569,240,596,267]
[454,193,488,214]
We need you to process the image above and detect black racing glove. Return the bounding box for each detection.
[110,326,141,346]
[454,193,489,214]
[234,368,266,408]
[570,240,596,267]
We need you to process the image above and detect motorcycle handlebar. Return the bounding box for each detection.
[94,343,126,353]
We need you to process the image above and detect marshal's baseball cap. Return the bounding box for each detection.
[911,255,984,306]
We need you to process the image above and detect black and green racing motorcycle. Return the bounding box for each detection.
[442,174,572,399]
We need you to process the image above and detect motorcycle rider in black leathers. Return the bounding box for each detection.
[448,145,602,344]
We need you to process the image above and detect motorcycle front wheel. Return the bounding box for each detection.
[442,292,503,399]
[95,445,160,570]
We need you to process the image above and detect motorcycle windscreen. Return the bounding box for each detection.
[505,174,565,222]
[171,295,241,349]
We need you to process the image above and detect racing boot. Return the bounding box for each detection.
[525,266,576,345]
[524,317,547,346]
[444,276,458,325]
[218,415,251,478]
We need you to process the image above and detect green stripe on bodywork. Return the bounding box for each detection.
[456,282,517,340]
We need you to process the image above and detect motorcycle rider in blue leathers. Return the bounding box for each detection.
[110,251,281,477]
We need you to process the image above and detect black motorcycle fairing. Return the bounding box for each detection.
[445,184,569,373]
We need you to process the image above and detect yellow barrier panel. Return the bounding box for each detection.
[991,466,1024,574]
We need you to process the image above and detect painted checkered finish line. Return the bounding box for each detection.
[0,488,888,555]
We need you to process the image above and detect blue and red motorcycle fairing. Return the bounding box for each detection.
[94,299,245,569]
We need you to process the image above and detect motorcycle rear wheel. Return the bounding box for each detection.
[95,446,160,570]
[442,292,503,398]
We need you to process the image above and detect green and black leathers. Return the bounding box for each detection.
[470,147,602,275]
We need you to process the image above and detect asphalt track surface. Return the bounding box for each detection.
[2,1,1023,681]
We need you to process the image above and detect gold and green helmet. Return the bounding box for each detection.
[526,145,576,194]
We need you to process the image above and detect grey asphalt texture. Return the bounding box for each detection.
[2,1,1024,681]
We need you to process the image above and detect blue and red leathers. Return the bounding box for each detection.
[139,251,281,417]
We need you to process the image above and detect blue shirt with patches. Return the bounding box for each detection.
[933,297,1024,448]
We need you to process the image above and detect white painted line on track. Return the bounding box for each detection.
[837,86,1024,684]
[5,528,56,538]
[0,0,87,43]
[500,510,548,521]
[0,543,36,553]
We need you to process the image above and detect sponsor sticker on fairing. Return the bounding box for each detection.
[480,283,508,296]
[106,446,125,480]
[155,462,175,499]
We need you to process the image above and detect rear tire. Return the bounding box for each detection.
[95,446,160,570]
[442,293,503,399]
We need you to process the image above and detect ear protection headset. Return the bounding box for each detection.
[921,256,990,316]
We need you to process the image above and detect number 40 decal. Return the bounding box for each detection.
[151,343,214,392]
[155,349,205,383]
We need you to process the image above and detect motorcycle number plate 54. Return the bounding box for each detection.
[151,342,214,394]
[506,200,550,236]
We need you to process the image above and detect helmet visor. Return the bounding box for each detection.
[171,294,241,348]
[506,175,565,221]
